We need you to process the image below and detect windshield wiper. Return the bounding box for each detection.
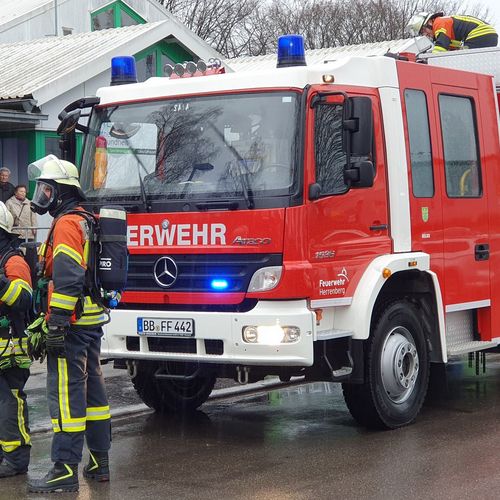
[207,123,254,209]
[124,136,152,212]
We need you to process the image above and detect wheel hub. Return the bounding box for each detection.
[380,327,419,404]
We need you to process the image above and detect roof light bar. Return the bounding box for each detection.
[277,34,306,68]
[164,58,225,79]
[111,56,138,86]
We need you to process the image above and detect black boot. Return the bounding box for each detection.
[83,451,109,482]
[0,460,27,478]
[27,463,78,493]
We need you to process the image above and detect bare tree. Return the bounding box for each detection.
[156,0,494,57]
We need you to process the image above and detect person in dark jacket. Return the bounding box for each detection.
[407,12,498,52]
[0,168,15,204]
[0,202,33,478]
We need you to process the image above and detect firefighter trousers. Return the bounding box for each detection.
[0,366,31,471]
[47,326,111,465]
[466,33,498,48]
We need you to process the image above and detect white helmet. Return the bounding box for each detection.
[28,154,82,189]
[406,11,443,37]
[28,155,85,214]
[0,201,14,234]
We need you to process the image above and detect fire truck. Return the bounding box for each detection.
[57,36,500,429]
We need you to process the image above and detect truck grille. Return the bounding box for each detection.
[126,253,282,293]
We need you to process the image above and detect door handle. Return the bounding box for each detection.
[369,224,388,231]
[475,243,489,261]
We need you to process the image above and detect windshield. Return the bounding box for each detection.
[81,92,301,207]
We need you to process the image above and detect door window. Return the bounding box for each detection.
[439,95,481,197]
[405,89,434,197]
[314,104,348,195]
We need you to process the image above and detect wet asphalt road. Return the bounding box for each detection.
[2,355,500,499]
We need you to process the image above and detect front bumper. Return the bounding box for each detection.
[102,300,315,366]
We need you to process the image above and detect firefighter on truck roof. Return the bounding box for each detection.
[26,155,111,494]
[0,202,32,479]
[407,12,498,52]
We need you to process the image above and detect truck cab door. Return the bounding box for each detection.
[305,93,391,303]
[432,86,490,310]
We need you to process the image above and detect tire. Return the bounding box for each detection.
[131,361,216,414]
[342,300,430,429]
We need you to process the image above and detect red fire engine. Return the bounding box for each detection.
[57,37,500,429]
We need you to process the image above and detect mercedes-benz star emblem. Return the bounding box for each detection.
[153,256,178,288]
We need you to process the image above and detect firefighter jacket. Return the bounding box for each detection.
[0,252,32,369]
[432,16,497,52]
[40,208,109,327]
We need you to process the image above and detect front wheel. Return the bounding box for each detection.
[342,300,430,429]
[131,361,216,414]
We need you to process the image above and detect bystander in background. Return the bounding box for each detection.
[0,168,15,203]
[6,185,37,243]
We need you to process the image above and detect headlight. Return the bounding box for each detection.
[242,325,300,345]
[247,266,282,292]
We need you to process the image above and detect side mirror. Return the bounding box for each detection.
[56,109,81,135]
[344,160,375,188]
[56,96,100,164]
[344,97,373,156]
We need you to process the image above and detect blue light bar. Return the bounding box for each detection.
[211,279,229,291]
[111,56,138,86]
[277,34,306,68]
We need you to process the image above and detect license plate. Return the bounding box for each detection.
[137,317,195,337]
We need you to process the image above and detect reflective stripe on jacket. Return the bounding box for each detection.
[0,337,30,368]
[0,253,32,369]
[42,209,109,327]
[432,15,497,52]
[0,255,32,310]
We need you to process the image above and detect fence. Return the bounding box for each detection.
[13,225,50,244]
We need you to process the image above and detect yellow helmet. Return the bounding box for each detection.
[28,154,82,189]
[406,11,443,37]
[0,201,14,234]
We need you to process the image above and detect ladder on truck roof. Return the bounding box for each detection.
[419,46,500,89]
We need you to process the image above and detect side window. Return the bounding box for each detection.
[439,95,481,197]
[121,10,139,27]
[136,53,156,82]
[405,89,434,197]
[92,8,114,30]
[314,104,348,195]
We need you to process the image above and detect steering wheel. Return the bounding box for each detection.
[266,163,290,172]
[254,163,291,185]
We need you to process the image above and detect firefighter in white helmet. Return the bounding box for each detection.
[26,155,111,493]
[0,202,33,478]
[406,11,498,52]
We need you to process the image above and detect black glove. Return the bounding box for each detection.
[46,313,70,358]
[46,326,67,357]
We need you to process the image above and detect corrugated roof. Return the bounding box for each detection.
[0,21,221,104]
[226,38,432,72]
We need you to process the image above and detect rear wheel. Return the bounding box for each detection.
[342,300,430,429]
[131,361,216,414]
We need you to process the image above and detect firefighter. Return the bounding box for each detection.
[0,202,32,478]
[407,12,498,53]
[26,155,111,493]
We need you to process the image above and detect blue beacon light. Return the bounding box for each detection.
[211,279,229,291]
[277,34,306,68]
[111,56,138,86]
